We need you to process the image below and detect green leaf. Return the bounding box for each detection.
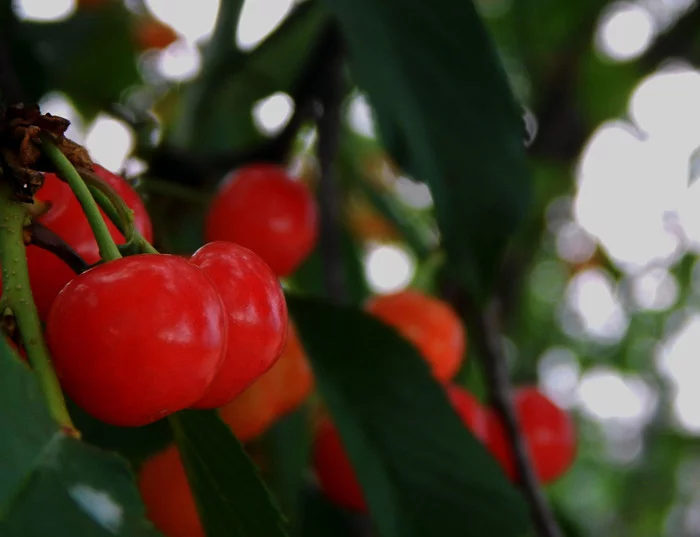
[300,487,365,537]
[287,217,370,305]
[169,409,289,537]
[68,399,173,469]
[0,338,161,536]
[263,406,312,534]
[22,4,141,120]
[287,295,531,537]
[170,1,329,152]
[322,0,532,300]
[337,129,434,259]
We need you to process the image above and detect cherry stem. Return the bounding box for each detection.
[29,221,90,274]
[80,169,159,256]
[0,183,79,438]
[88,185,159,255]
[39,135,122,263]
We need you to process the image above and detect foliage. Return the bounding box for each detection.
[2,0,700,536]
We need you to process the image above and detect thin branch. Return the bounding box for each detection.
[316,27,347,304]
[29,222,90,274]
[146,25,338,186]
[442,281,563,537]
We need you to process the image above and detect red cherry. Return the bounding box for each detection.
[188,241,288,409]
[24,164,153,321]
[218,322,314,441]
[138,445,204,537]
[446,384,488,442]
[312,419,368,512]
[204,164,318,277]
[486,387,576,484]
[46,254,227,427]
[365,290,466,381]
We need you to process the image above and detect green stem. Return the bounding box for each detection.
[88,185,159,255]
[0,184,78,437]
[40,136,122,262]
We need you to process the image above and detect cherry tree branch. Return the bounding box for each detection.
[315,27,347,304]
[441,281,563,537]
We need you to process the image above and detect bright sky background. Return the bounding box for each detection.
[14,0,700,458]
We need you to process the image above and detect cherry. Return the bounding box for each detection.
[139,445,204,537]
[312,384,483,512]
[271,323,314,416]
[486,387,576,484]
[312,418,368,512]
[205,164,319,277]
[46,254,227,427]
[365,290,466,381]
[189,241,288,409]
[23,164,153,321]
[219,323,313,441]
[218,373,276,443]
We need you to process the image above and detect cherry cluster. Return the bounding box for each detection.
[3,128,577,537]
[9,162,317,427]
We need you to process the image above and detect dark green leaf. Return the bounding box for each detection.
[287,295,531,537]
[337,129,434,259]
[287,220,370,304]
[0,338,161,536]
[22,4,141,120]
[263,405,312,535]
[300,487,367,537]
[322,0,532,300]
[68,398,173,469]
[169,409,289,537]
[170,1,329,152]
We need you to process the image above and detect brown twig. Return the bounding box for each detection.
[28,222,90,274]
[442,281,563,537]
[315,27,347,304]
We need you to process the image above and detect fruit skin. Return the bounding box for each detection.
[486,387,576,484]
[138,445,204,537]
[219,323,313,441]
[205,164,319,277]
[271,324,314,416]
[312,385,483,512]
[189,241,288,409]
[312,418,368,512]
[24,164,153,321]
[46,254,227,427]
[365,290,466,381]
